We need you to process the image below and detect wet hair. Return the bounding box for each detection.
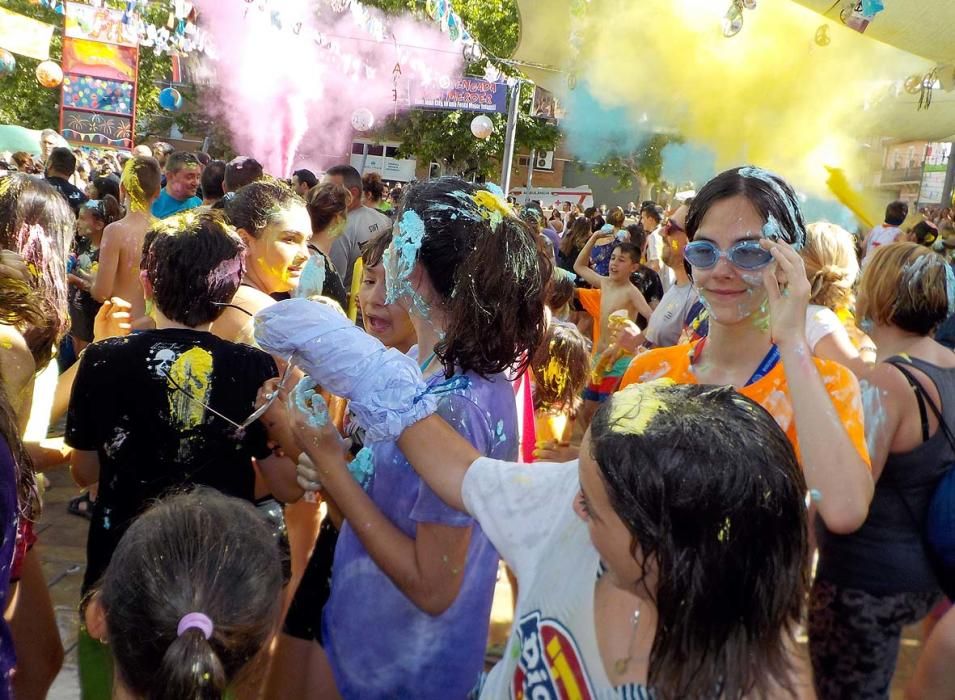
[560,216,592,258]
[292,169,318,190]
[641,204,663,224]
[97,489,283,700]
[325,164,362,193]
[607,206,626,228]
[912,220,940,248]
[90,175,120,201]
[590,382,809,699]
[612,241,641,263]
[224,157,264,192]
[225,179,303,238]
[11,152,32,171]
[362,172,385,201]
[625,223,646,251]
[47,147,77,176]
[200,160,226,201]
[165,151,200,175]
[81,194,122,227]
[0,174,73,368]
[398,177,549,377]
[547,269,575,311]
[530,321,589,413]
[802,222,859,313]
[122,156,163,203]
[361,228,393,268]
[686,166,806,248]
[857,242,950,336]
[305,182,350,234]
[141,210,246,327]
[885,200,909,227]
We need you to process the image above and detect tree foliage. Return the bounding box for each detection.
[364,0,559,179]
[590,134,678,192]
[0,0,170,140]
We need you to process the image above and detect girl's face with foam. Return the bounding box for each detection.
[692,194,769,326]
[77,208,102,239]
[359,261,416,353]
[574,431,648,593]
[243,205,310,295]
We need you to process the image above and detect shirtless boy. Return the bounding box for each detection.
[91,156,161,327]
[574,236,653,426]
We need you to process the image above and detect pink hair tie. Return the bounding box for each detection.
[177,612,214,640]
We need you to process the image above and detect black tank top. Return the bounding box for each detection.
[816,356,955,594]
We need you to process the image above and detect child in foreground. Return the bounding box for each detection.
[84,489,283,700]
[254,302,813,699]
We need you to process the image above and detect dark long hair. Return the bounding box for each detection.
[398,177,550,377]
[98,489,283,700]
[0,174,73,369]
[686,166,806,249]
[225,179,303,237]
[590,382,809,699]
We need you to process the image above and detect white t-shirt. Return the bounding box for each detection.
[645,282,698,348]
[805,304,847,352]
[863,224,901,263]
[463,457,653,700]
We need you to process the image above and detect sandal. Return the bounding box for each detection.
[67,492,93,520]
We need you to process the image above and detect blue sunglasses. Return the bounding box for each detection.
[683,239,774,270]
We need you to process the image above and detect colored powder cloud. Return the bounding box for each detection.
[558,0,929,196]
[193,0,461,177]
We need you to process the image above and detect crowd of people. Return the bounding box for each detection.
[0,134,952,700]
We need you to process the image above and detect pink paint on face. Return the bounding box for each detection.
[167,166,200,200]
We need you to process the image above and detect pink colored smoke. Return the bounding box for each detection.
[193,0,463,177]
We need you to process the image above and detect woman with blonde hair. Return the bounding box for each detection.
[800,222,875,375]
[810,242,955,699]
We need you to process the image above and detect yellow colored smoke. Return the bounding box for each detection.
[573,0,929,195]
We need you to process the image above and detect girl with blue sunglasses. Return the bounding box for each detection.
[621,166,873,538]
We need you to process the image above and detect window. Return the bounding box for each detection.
[351,142,366,155]
[368,145,384,156]
[385,146,399,158]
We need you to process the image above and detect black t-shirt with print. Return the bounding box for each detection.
[65,328,278,593]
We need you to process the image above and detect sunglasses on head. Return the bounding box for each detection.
[664,219,684,235]
[683,239,773,270]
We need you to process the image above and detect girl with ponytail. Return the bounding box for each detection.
[84,489,283,700]
[255,176,550,698]
[800,222,875,375]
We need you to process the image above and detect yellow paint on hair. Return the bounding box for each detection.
[608,378,676,436]
[122,158,150,213]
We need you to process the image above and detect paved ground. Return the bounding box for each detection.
[36,466,925,699]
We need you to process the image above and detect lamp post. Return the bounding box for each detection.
[499,79,522,194]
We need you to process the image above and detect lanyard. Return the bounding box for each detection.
[691,338,780,387]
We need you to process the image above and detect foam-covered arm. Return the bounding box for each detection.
[254,299,435,442]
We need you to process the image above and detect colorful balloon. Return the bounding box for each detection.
[36,60,63,88]
[350,108,374,132]
[470,115,493,140]
[158,87,183,111]
[0,49,15,78]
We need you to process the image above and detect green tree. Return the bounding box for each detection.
[590,134,678,193]
[363,0,560,179]
[0,0,170,140]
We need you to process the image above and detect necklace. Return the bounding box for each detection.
[613,607,642,676]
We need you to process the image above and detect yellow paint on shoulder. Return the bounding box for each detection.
[166,346,214,429]
[608,378,676,436]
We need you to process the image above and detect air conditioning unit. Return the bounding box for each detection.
[535,151,554,170]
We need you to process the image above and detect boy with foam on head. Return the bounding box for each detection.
[574,235,653,427]
[67,209,301,696]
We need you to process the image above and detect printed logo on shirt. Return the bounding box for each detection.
[512,610,595,700]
